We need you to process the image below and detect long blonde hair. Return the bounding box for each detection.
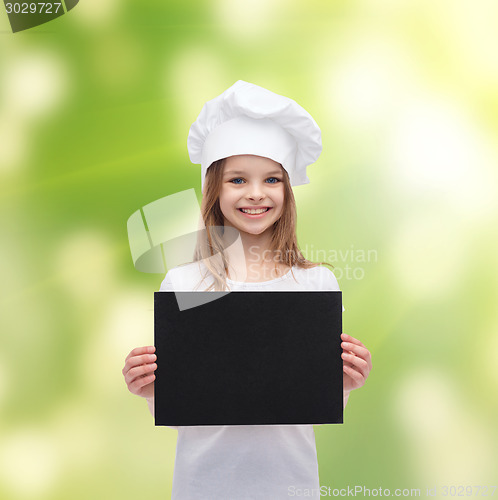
[190,158,333,291]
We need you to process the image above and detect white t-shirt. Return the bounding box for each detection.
[159,261,344,500]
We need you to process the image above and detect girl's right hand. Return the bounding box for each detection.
[122,346,157,400]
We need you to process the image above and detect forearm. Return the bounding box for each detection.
[344,390,350,409]
[146,397,154,417]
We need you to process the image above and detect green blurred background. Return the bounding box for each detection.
[1,1,497,499]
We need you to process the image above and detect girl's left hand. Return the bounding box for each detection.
[341,333,372,393]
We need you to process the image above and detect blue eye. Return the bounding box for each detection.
[266,177,280,184]
[230,178,244,184]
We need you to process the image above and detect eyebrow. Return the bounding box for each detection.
[224,170,283,177]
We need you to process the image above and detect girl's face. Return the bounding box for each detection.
[219,155,285,237]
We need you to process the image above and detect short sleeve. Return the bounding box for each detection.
[159,270,174,291]
[157,262,212,291]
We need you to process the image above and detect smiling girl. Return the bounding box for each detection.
[122,81,372,499]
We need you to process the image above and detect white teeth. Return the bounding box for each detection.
[240,208,269,214]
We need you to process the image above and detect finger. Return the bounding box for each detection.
[341,333,365,348]
[341,352,369,376]
[129,373,156,394]
[341,341,369,358]
[126,369,156,394]
[122,353,157,375]
[125,362,157,386]
[344,360,355,370]
[341,342,372,370]
[125,346,155,363]
[343,364,365,384]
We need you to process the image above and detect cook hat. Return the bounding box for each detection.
[187,80,322,189]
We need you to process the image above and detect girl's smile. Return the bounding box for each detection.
[237,206,273,218]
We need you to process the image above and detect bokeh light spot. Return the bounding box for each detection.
[385,96,498,218]
[0,429,60,497]
[2,50,68,121]
[214,0,288,40]
[318,35,420,130]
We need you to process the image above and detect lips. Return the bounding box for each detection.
[237,207,273,218]
[238,207,270,214]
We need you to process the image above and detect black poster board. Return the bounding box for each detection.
[154,291,343,426]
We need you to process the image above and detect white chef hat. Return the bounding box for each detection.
[187,80,322,189]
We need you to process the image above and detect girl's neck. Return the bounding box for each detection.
[222,227,290,283]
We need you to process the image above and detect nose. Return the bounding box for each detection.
[248,192,264,202]
[246,181,266,201]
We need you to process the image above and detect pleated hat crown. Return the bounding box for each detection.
[187,80,322,189]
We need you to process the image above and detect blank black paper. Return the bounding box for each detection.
[154,291,343,426]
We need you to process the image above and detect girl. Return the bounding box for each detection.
[122,81,372,499]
